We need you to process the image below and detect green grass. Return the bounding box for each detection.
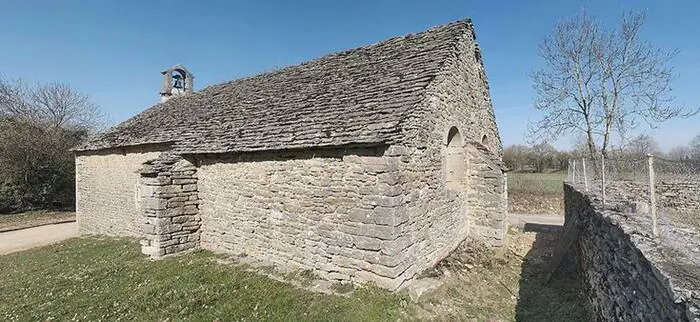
[508,172,567,196]
[0,237,407,321]
[0,232,592,321]
[508,172,567,214]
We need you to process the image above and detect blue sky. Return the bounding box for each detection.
[0,0,698,151]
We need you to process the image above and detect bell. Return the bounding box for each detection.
[172,74,184,89]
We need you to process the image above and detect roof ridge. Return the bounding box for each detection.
[197,19,473,94]
[76,19,474,153]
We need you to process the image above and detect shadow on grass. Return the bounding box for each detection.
[515,225,593,321]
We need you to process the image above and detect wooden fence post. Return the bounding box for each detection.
[582,157,588,192]
[648,154,658,238]
[601,154,606,205]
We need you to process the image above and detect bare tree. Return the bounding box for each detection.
[666,145,692,161]
[0,77,103,211]
[529,10,695,160]
[690,134,700,160]
[0,78,103,131]
[624,133,660,158]
[529,142,557,173]
[503,144,530,171]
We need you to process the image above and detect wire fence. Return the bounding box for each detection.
[568,154,700,238]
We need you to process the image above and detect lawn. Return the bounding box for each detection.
[508,172,567,215]
[0,237,406,321]
[0,232,591,321]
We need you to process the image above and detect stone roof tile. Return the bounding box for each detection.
[75,20,472,153]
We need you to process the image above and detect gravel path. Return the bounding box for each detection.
[508,213,564,228]
[0,222,78,255]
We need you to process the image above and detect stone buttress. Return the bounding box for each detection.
[138,153,201,257]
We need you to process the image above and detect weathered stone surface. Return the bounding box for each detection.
[76,147,164,237]
[407,278,443,301]
[353,235,382,251]
[142,198,167,210]
[141,245,165,257]
[565,183,700,321]
[135,154,201,258]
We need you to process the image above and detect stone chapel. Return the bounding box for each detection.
[73,19,507,290]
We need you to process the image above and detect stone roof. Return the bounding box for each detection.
[76,20,473,153]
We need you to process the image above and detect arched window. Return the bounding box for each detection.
[481,134,488,145]
[445,127,465,190]
[447,127,462,147]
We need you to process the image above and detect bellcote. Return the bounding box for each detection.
[160,64,194,102]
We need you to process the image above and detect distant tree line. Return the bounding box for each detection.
[0,78,102,213]
[503,143,570,173]
[504,133,700,173]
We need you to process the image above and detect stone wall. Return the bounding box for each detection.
[397,18,507,260]
[606,180,700,212]
[197,146,414,290]
[465,145,508,243]
[194,141,505,290]
[564,183,700,321]
[75,146,163,236]
[138,153,201,257]
[186,21,506,290]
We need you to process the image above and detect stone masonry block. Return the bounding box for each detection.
[347,208,375,224]
[353,235,382,251]
[156,223,182,234]
[380,236,412,256]
[353,270,405,291]
[373,206,409,226]
[182,184,198,192]
[141,177,172,186]
[172,215,193,224]
[141,245,165,257]
[168,201,185,208]
[172,178,197,185]
[165,208,184,217]
[142,197,167,210]
[339,222,399,241]
[383,145,409,157]
[160,185,183,194]
[183,205,198,215]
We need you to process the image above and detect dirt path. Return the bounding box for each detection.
[508,213,564,228]
[0,222,78,255]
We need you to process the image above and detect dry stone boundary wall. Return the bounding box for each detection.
[564,183,700,321]
[606,180,700,213]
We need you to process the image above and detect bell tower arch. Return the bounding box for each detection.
[160,64,194,102]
